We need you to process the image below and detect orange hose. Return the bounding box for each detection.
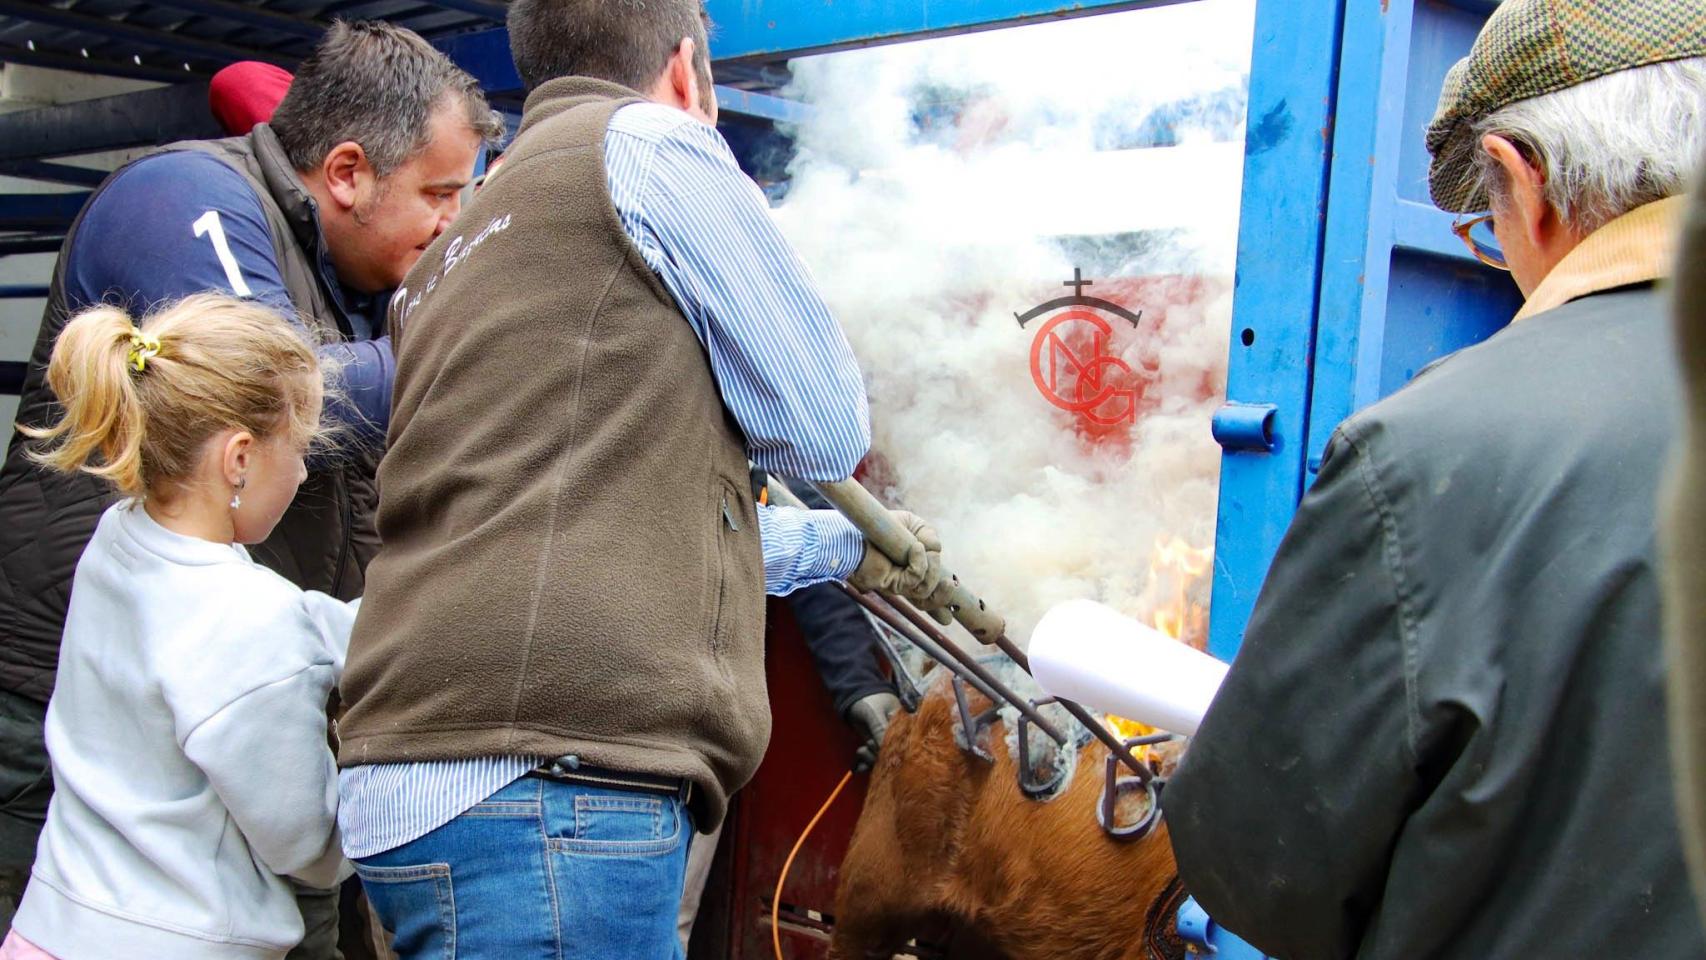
[772,769,854,960]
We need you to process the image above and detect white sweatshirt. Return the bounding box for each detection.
[12,502,357,960]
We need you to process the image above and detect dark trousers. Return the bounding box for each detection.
[780,479,892,715]
[789,583,891,715]
[0,689,48,933]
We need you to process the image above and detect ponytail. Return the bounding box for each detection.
[19,295,323,501]
[22,306,153,497]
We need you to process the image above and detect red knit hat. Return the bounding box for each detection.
[209,62,294,136]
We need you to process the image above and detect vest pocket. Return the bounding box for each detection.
[710,481,742,656]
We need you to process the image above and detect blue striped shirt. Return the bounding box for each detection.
[337,103,871,859]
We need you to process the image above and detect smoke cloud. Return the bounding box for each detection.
[771,1,1256,647]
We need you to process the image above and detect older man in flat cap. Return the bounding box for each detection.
[1161,2,1706,958]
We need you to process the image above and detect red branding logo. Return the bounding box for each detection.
[1017,270,1144,427]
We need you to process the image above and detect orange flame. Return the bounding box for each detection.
[1148,534,1212,646]
[1106,534,1214,743]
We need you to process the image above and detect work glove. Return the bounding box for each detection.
[847,691,902,773]
[847,510,956,623]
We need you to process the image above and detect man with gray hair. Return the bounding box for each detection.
[0,19,502,957]
[1161,2,1706,958]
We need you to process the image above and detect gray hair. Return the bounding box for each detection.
[270,20,505,179]
[1472,56,1706,234]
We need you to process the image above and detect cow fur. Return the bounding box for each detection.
[829,673,1182,960]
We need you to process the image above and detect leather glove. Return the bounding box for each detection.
[846,691,901,773]
[848,510,955,623]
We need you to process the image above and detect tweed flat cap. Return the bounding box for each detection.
[1426,0,1706,214]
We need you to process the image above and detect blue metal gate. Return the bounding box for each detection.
[1208,0,1520,659]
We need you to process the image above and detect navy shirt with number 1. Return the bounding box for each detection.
[64,150,395,441]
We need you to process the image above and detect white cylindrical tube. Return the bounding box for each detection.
[1029,598,1228,736]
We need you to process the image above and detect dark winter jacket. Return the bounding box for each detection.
[0,124,383,702]
[1165,277,1706,959]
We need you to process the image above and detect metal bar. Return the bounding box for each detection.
[416,0,509,21]
[1303,0,1413,484]
[767,472,1146,773]
[444,2,1191,88]
[702,0,1192,62]
[0,84,219,163]
[0,362,24,397]
[839,588,1004,711]
[145,0,326,39]
[844,588,1069,746]
[0,43,208,83]
[0,161,108,189]
[0,235,66,257]
[0,193,90,231]
[763,476,1068,744]
[880,594,1148,776]
[0,0,295,67]
[0,285,49,299]
[1058,697,1147,776]
[865,614,924,711]
[810,478,1007,644]
[1207,0,1345,661]
[714,86,812,124]
[1391,198,1473,262]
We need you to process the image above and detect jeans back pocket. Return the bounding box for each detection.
[353,861,456,960]
[552,793,682,858]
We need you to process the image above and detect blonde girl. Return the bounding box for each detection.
[2,294,356,960]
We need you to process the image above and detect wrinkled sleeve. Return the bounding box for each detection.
[319,336,395,447]
[299,592,360,674]
[180,661,347,889]
[1161,422,1422,959]
[758,504,863,596]
[638,120,871,481]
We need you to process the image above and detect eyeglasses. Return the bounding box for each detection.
[1451,213,1509,270]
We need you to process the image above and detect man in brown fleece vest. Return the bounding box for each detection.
[334,2,955,956]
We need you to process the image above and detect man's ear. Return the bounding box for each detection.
[320,140,371,212]
[667,37,715,122]
[1480,133,1549,247]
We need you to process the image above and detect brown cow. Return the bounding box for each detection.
[829,670,1187,960]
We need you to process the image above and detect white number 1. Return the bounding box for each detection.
[192,210,253,297]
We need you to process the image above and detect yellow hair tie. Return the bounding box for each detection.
[127,331,161,373]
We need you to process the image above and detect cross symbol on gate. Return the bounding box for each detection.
[1063,267,1094,297]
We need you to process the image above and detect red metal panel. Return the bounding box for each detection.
[724,599,872,960]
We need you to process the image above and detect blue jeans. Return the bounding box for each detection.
[353,776,693,960]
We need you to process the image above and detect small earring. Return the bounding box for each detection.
[230,477,246,510]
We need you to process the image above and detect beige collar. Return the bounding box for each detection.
[1513,195,1685,322]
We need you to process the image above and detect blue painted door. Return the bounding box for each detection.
[1208,0,1520,659]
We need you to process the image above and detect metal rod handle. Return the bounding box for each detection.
[839,587,1067,746]
[810,478,1008,644]
[770,476,1143,773]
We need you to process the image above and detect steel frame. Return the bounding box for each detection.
[0,0,297,67]
[0,84,220,165]
[1206,0,1518,659]
[703,0,1188,61]
[1205,0,1344,661]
